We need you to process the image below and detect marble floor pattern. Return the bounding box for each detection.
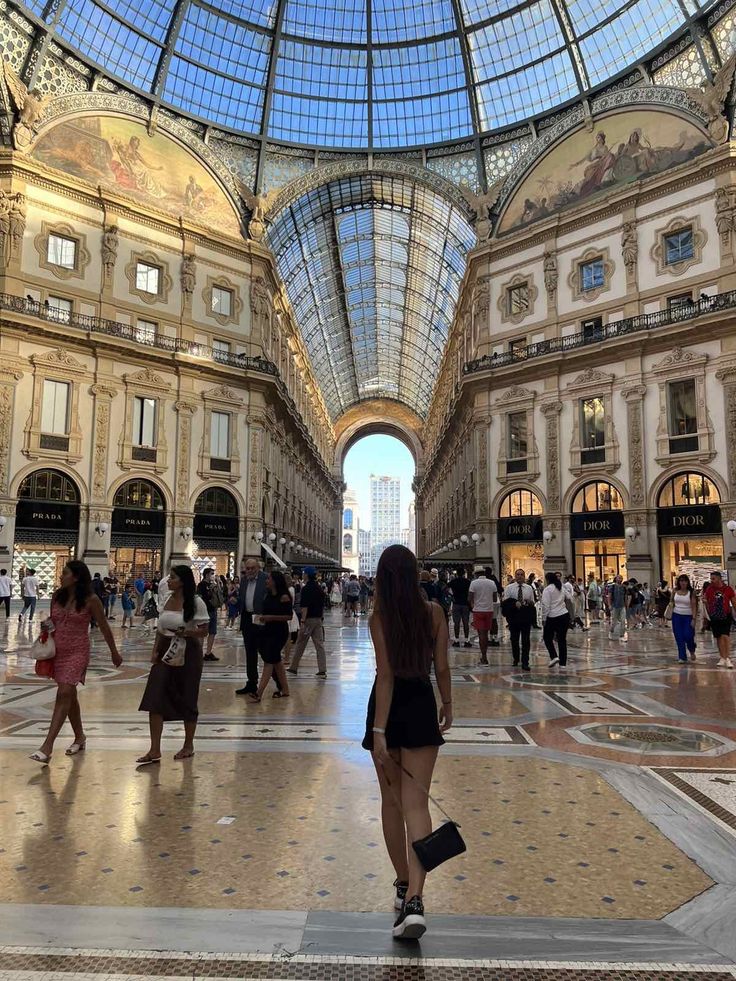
[3,606,736,975]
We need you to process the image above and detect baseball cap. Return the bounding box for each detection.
[303,565,317,576]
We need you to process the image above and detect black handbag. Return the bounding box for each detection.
[385,763,466,872]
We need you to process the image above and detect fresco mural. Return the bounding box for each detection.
[498,110,713,234]
[32,115,241,237]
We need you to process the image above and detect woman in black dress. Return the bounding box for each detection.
[362,544,452,941]
[249,569,292,702]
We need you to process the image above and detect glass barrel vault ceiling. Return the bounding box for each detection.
[22,0,716,149]
[266,176,476,419]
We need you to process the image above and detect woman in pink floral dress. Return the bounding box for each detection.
[30,561,122,765]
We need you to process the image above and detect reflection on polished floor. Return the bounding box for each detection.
[3,606,736,978]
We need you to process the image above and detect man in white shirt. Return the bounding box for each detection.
[0,568,11,618]
[468,566,498,665]
[501,568,536,670]
[19,568,39,623]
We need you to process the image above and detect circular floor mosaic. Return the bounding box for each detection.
[570,723,728,755]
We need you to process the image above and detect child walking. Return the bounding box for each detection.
[121,584,135,628]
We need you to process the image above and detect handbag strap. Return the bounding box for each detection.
[382,761,459,826]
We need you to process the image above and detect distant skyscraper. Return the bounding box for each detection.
[370,474,401,572]
[359,528,372,577]
[342,488,360,572]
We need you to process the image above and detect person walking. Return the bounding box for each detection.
[501,569,536,670]
[345,575,361,616]
[655,580,671,627]
[702,571,736,668]
[606,575,629,642]
[362,544,452,940]
[29,561,122,765]
[134,574,146,614]
[540,572,570,668]
[235,558,268,696]
[18,568,39,623]
[587,574,602,625]
[226,578,240,628]
[468,566,497,665]
[449,568,471,648]
[120,583,135,628]
[250,570,292,701]
[0,568,11,618]
[668,574,697,663]
[196,567,221,662]
[288,565,327,678]
[137,566,209,764]
[566,575,588,631]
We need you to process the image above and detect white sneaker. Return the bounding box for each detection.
[720,658,733,669]
[548,657,559,667]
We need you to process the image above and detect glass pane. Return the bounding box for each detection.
[664,228,694,265]
[47,297,72,323]
[211,411,230,457]
[580,259,604,292]
[135,320,157,344]
[41,381,69,435]
[134,397,156,446]
[47,235,76,269]
[581,396,605,449]
[668,379,697,436]
[212,286,232,317]
[136,263,160,294]
[508,411,527,459]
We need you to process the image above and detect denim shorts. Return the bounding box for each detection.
[208,609,218,635]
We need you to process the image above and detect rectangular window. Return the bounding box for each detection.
[507,283,529,317]
[509,337,527,360]
[211,411,230,458]
[41,380,70,435]
[580,258,605,292]
[581,396,605,465]
[507,411,528,473]
[212,285,233,317]
[47,234,76,269]
[135,262,160,295]
[47,296,72,324]
[213,339,230,362]
[133,396,156,447]
[135,319,157,345]
[664,227,694,266]
[668,379,698,453]
[667,292,693,313]
[581,316,603,342]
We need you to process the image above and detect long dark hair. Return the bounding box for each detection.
[676,574,693,594]
[269,569,288,597]
[374,544,433,678]
[171,565,196,622]
[54,560,92,611]
[546,571,562,591]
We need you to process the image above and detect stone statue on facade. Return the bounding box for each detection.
[180,253,196,296]
[238,182,279,242]
[686,53,736,144]
[1,59,50,150]
[543,250,558,297]
[621,221,638,273]
[0,191,10,258]
[463,180,504,242]
[101,225,119,279]
[8,192,25,256]
[251,276,271,348]
[715,187,735,246]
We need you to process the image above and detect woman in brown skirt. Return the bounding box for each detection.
[137,565,209,764]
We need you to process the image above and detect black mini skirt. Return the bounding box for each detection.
[362,676,444,751]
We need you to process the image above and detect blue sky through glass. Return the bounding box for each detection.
[343,435,415,533]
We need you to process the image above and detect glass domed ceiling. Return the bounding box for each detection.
[24,0,712,149]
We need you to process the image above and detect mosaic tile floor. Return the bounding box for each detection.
[2,607,736,969]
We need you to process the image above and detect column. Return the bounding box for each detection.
[540,401,567,574]
[717,367,736,581]
[622,384,655,584]
[170,400,198,566]
[0,368,23,562]
[245,412,265,559]
[81,384,118,575]
[474,414,493,564]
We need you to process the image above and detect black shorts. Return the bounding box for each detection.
[362,677,444,751]
[709,617,733,639]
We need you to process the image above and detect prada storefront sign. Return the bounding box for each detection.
[112,507,166,536]
[497,516,543,542]
[16,500,80,530]
[657,504,722,536]
[570,510,625,539]
[194,513,239,539]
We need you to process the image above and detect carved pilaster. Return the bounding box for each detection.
[475,417,490,518]
[540,401,562,513]
[621,221,638,290]
[0,369,23,497]
[90,384,117,504]
[174,401,198,509]
[622,385,647,509]
[247,420,264,519]
[717,367,736,497]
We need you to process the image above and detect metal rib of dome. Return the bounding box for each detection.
[19,0,717,151]
[266,175,476,419]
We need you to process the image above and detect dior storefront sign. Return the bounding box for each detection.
[497,516,543,542]
[570,511,625,539]
[657,505,722,536]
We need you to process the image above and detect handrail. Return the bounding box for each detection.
[0,292,278,376]
[463,290,736,374]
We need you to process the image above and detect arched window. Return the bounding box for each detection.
[572,481,622,513]
[499,489,542,518]
[194,488,238,515]
[113,479,164,511]
[343,508,353,529]
[19,469,79,503]
[343,533,353,552]
[658,472,720,508]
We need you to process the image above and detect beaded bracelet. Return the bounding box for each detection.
[372,726,386,734]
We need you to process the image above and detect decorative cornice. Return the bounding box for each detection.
[30,348,86,372]
[651,346,705,371]
[123,366,171,388]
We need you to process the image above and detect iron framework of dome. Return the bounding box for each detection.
[16,0,723,158]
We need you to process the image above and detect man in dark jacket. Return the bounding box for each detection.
[235,557,268,695]
[287,566,327,678]
[197,567,220,662]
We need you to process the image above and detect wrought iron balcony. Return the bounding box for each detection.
[463,290,736,375]
[0,293,278,377]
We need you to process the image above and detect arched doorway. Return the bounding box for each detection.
[570,480,626,582]
[110,478,166,580]
[192,487,239,578]
[656,472,723,586]
[498,489,543,584]
[14,468,81,590]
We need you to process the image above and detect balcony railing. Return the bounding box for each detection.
[0,293,278,377]
[464,290,736,375]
